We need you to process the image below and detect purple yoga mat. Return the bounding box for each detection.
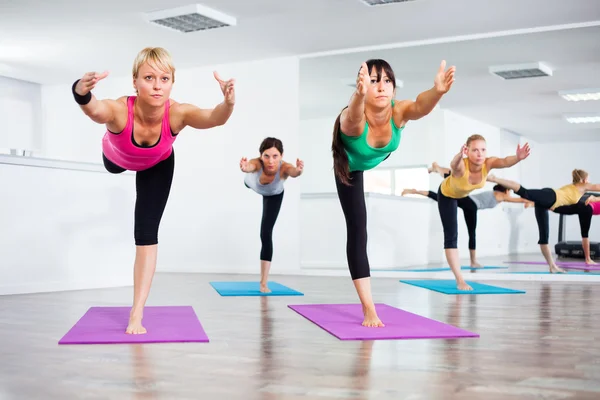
[58,306,209,345]
[505,261,600,270]
[288,303,479,341]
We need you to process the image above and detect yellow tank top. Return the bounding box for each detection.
[551,184,582,210]
[440,158,488,199]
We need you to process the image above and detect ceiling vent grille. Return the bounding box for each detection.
[360,0,416,5]
[144,4,237,33]
[489,62,553,80]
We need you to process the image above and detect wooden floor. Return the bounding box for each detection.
[2,267,600,399]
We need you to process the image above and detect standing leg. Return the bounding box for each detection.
[128,151,175,334]
[438,189,472,290]
[259,191,284,293]
[335,171,383,327]
[460,199,479,268]
[534,204,564,274]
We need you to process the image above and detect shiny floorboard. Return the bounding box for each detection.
[1,270,600,399]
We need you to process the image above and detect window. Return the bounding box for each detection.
[363,166,429,197]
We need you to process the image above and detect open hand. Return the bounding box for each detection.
[75,71,109,96]
[214,71,235,105]
[461,144,468,156]
[585,195,599,206]
[239,157,249,172]
[516,142,531,161]
[434,60,455,94]
[356,62,370,97]
[296,158,304,173]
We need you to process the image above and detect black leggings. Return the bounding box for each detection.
[535,203,593,245]
[103,151,175,246]
[515,185,592,244]
[429,191,478,249]
[260,191,284,262]
[436,187,479,249]
[335,170,369,280]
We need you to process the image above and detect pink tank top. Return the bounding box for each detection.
[591,201,600,215]
[102,96,177,171]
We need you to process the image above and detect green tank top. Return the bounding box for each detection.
[339,101,404,172]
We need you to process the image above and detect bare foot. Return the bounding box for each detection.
[470,261,483,268]
[549,264,566,274]
[457,281,473,291]
[126,314,147,335]
[260,283,272,293]
[362,305,385,328]
[585,259,597,265]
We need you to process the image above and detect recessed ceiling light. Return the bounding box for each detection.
[558,89,600,102]
[489,62,553,80]
[144,3,237,33]
[563,114,600,124]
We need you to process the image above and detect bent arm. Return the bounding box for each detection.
[282,162,303,178]
[486,155,520,170]
[242,158,261,173]
[180,101,234,130]
[450,151,465,177]
[79,96,123,125]
[339,91,366,136]
[395,87,444,123]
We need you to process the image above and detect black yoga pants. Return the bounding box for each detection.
[535,203,593,245]
[436,187,478,249]
[335,170,370,280]
[103,150,175,246]
[260,191,284,262]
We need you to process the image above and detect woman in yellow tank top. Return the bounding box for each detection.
[488,170,600,271]
[437,134,531,291]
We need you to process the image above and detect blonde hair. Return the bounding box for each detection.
[572,169,588,184]
[466,134,486,146]
[132,47,175,83]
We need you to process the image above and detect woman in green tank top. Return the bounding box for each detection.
[331,58,456,328]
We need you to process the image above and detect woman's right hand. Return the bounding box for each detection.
[240,157,249,172]
[75,71,109,96]
[356,62,369,97]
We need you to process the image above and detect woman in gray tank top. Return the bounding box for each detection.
[240,137,304,293]
[402,162,533,267]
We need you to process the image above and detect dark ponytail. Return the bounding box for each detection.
[332,108,351,186]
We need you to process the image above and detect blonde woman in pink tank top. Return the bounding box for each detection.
[72,47,235,335]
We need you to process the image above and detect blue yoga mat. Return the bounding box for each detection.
[209,281,304,296]
[398,266,508,272]
[399,279,525,294]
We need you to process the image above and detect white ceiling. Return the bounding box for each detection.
[0,0,599,142]
[0,0,599,84]
[299,24,600,143]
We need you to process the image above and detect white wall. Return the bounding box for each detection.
[0,158,135,295]
[0,76,42,152]
[1,57,301,295]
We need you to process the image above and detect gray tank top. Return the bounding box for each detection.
[244,161,285,196]
[469,191,499,210]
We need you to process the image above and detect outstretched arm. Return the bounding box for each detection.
[240,157,261,173]
[282,159,304,178]
[584,184,600,192]
[72,71,124,126]
[180,71,235,130]
[501,195,534,208]
[486,143,531,170]
[394,60,455,123]
[340,63,368,137]
[450,145,467,177]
